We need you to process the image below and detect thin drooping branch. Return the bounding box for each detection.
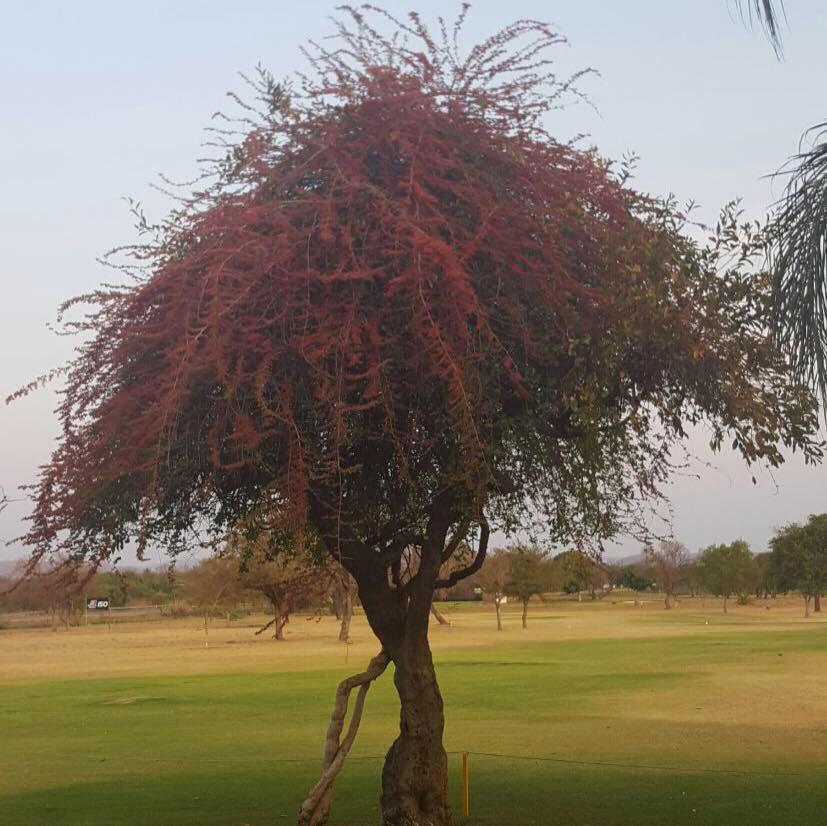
[297,650,391,826]
[434,515,489,589]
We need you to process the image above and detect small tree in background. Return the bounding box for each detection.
[477,552,511,631]
[185,556,244,646]
[697,541,760,614]
[611,562,656,603]
[770,515,827,617]
[554,550,592,601]
[504,546,556,628]
[644,540,690,609]
[231,525,331,640]
[754,551,779,599]
[329,570,359,642]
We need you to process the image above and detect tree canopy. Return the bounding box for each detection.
[697,540,759,613]
[769,515,827,616]
[8,7,824,825]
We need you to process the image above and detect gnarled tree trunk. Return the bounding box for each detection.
[380,632,449,826]
[521,598,528,629]
[814,593,822,613]
[355,528,460,825]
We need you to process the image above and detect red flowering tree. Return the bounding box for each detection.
[10,7,823,825]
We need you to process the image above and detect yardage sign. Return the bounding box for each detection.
[86,597,110,610]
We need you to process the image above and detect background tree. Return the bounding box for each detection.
[184,556,244,646]
[644,540,691,609]
[770,516,827,617]
[231,526,330,641]
[697,540,760,615]
[554,550,592,601]
[477,551,511,632]
[612,562,656,597]
[10,8,823,824]
[504,546,556,629]
[329,570,358,642]
[753,551,779,599]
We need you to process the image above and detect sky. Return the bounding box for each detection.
[1,0,826,565]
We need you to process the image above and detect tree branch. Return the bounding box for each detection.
[434,514,489,589]
[297,650,390,825]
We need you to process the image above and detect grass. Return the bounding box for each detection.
[1,597,826,824]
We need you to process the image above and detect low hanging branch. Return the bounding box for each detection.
[298,650,391,826]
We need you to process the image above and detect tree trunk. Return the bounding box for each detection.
[430,604,450,626]
[339,586,353,642]
[804,594,811,618]
[204,611,209,648]
[521,599,528,629]
[664,592,672,610]
[380,635,450,826]
[722,595,728,616]
[274,611,288,640]
[814,593,822,613]
[495,598,503,631]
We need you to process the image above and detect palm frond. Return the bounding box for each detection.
[734,0,785,56]
[770,124,827,403]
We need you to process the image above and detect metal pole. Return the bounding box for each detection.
[461,751,470,816]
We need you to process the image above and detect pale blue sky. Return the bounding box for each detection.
[2,1,826,563]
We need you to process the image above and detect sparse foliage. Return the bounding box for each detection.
[644,540,691,609]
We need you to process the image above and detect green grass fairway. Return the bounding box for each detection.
[2,598,827,824]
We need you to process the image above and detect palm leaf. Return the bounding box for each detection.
[770,124,827,403]
[734,0,785,56]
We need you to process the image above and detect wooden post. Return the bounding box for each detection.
[461,751,470,817]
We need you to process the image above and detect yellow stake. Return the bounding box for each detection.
[461,751,470,816]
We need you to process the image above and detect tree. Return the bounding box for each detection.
[477,551,511,632]
[329,570,358,642]
[504,546,555,629]
[697,540,760,614]
[233,530,330,641]
[185,556,244,646]
[10,8,823,824]
[612,562,655,594]
[554,550,592,600]
[753,551,779,599]
[770,516,827,617]
[644,540,691,609]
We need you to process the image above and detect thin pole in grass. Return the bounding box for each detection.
[461,752,470,816]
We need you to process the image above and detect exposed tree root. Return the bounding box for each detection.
[297,650,390,826]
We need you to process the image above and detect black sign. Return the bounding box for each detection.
[86,597,110,610]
